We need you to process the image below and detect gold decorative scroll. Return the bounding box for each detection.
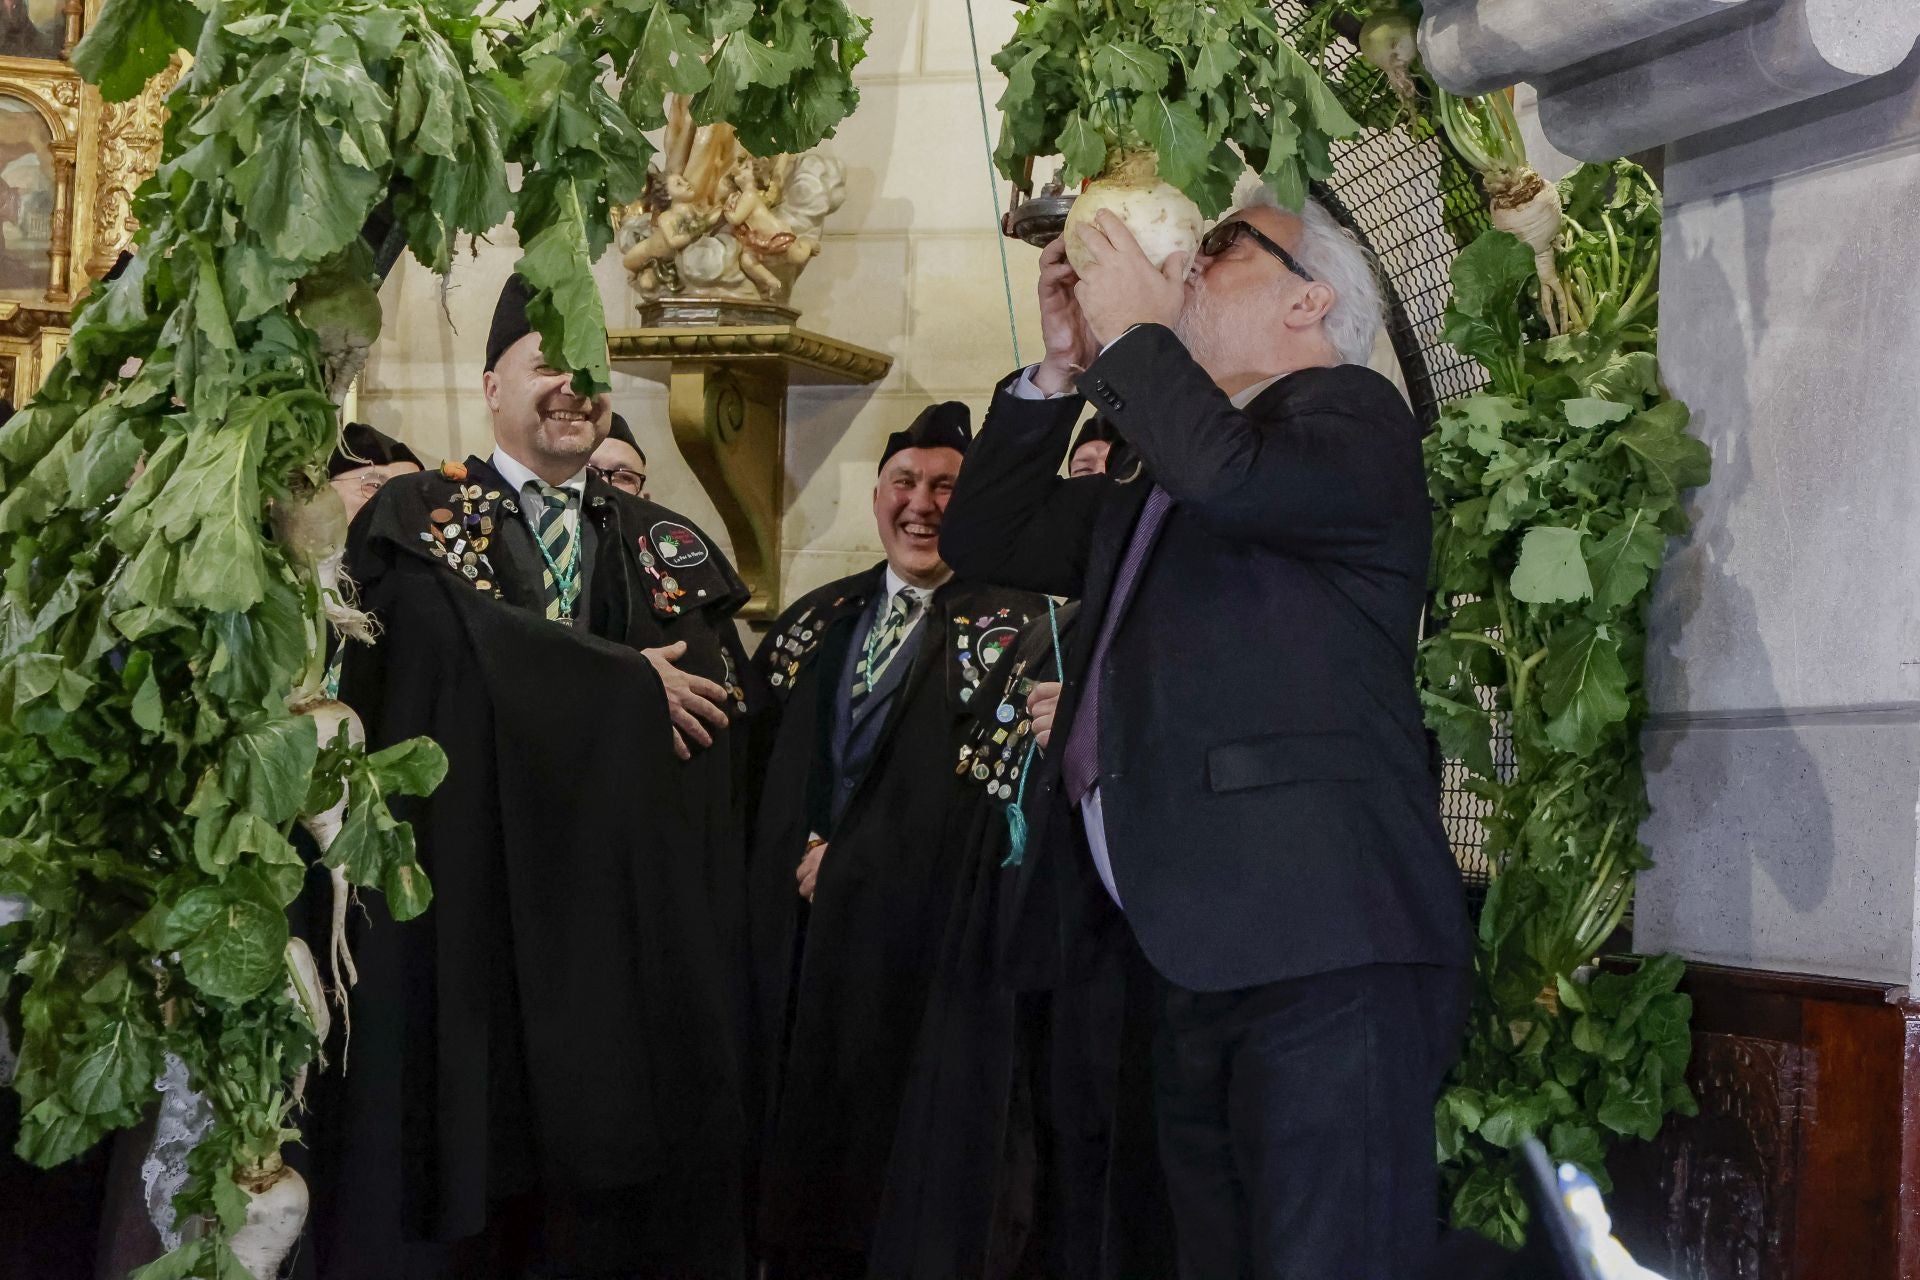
[86,56,181,279]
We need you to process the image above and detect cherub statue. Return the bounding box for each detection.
[619,172,715,292]
[721,155,818,300]
[615,96,846,310]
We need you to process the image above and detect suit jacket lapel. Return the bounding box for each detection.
[1068,471,1152,687]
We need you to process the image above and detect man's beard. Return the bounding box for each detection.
[532,398,600,459]
[1172,282,1270,378]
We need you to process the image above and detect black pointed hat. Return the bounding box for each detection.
[878,401,971,472]
[485,274,536,371]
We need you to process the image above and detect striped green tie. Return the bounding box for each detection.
[523,480,578,621]
[852,587,919,705]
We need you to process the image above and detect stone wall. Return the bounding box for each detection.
[1635,52,1920,985]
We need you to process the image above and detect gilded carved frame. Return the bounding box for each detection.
[0,0,175,402]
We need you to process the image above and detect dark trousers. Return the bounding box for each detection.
[1150,962,1470,1280]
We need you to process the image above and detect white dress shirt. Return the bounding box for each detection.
[1009,334,1296,908]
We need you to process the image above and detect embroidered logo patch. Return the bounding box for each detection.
[649,521,709,569]
[977,626,1018,668]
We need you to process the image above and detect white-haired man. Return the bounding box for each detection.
[942,189,1473,1278]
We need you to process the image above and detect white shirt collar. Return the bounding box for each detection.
[882,565,939,606]
[491,448,587,499]
[1230,373,1287,409]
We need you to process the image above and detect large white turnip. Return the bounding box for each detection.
[1063,150,1202,274]
[230,1161,310,1280]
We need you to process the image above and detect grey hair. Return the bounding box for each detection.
[1231,176,1385,366]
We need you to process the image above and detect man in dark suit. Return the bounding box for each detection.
[941,187,1473,1279]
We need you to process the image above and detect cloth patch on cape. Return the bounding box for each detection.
[950,607,1021,704]
[649,520,710,569]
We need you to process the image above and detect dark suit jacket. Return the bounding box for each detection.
[941,324,1472,993]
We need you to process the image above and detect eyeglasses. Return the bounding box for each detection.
[593,465,646,495]
[1199,219,1315,283]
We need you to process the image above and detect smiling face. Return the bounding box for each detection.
[482,332,612,485]
[873,445,962,588]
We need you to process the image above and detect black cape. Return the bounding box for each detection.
[298,457,753,1279]
[745,567,1042,1266]
[868,604,1073,1280]
[869,601,1177,1280]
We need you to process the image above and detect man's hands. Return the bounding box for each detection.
[1031,213,1190,394]
[797,838,827,901]
[1072,211,1189,347]
[1029,680,1062,750]
[642,640,732,761]
[1033,236,1097,396]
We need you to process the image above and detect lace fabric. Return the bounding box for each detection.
[141,1053,217,1249]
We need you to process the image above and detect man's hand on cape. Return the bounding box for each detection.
[797,838,827,901]
[1029,681,1062,750]
[642,641,732,760]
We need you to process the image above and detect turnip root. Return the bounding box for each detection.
[1064,150,1202,274]
[1488,168,1572,335]
[290,696,366,1052]
[285,938,329,1100]
[270,482,375,656]
[230,1161,309,1280]
[1357,10,1419,112]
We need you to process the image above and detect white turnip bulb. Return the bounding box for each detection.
[1063,151,1203,274]
[229,1164,309,1280]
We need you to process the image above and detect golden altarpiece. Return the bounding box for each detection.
[0,0,175,403]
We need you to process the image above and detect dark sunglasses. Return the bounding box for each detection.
[1200,219,1315,283]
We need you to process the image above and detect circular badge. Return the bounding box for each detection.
[996,703,1016,724]
[649,520,710,569]
[976,626,1018,668]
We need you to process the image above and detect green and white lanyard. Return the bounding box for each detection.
[1002,597,1063,868]
[524,481,583,621]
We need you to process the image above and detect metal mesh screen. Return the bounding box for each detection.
[1275,2,1503,895]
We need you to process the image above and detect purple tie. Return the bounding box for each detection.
[1062,484,1172,804]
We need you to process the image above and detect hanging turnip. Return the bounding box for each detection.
[1063,151,1203,273]
[1436,88,1572,334]
[291,694,367,1038]
[990,0,1359,266]
[229,1158,311,1280]
[1357,9,1420,113]
[271,478,375,671]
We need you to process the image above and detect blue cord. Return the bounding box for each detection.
[1002,598,1064,867]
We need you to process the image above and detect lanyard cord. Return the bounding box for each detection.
[1002,597,1064,867]
[528,498,583,617]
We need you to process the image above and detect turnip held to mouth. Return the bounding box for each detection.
[1063,150,1204,275]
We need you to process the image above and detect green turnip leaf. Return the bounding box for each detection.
[1510,526,1592,604]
